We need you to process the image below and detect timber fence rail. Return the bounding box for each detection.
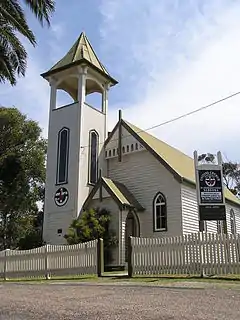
[128,233,240,277]
[0,239,104,280]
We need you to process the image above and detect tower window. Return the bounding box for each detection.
[89,130,99,184]
[56,127,69,184]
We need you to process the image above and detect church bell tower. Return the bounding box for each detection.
[41,32,117,244]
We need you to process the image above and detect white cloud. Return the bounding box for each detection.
[48,23,66,64]
[100,0,240,161]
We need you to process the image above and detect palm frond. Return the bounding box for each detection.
[0,44,16,85]
[23,0,55,27]
[0,23,27,85]
[0,0,36,45]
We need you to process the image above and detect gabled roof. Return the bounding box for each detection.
[83,177,144,211]
[106,119,240,206]
[41,32,118,84]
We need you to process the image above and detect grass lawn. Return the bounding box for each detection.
[2,272,240,286]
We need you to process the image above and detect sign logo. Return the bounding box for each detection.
[202,171,219,187]
[54,187,69,207]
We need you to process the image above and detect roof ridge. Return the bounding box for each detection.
[83,33,110,75]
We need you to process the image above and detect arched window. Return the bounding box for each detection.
[89,130,99,184]
[153,193,167,231]
[56,127,69,184]
[217,220,225,234]
[230,209,236,234]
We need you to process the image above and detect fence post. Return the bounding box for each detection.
[97,238,104,277]
[4,249,9,281]
[199,232,204,278]
[128,236,133,278]
[45,245,50,280]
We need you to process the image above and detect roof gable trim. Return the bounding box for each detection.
[121,120,183,183]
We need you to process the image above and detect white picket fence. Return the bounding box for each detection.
[0,240,99,279]
[130,233,240,276]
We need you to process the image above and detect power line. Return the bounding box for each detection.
[81,91,240,149]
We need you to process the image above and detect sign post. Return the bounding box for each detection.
[194,151,226,231]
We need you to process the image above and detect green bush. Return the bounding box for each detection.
[64,207,118,265]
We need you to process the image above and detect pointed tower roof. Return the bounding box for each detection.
[41,32,117,85]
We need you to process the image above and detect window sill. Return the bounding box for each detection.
[55,181,68,186]
[154,228,167,232]
[88,182,96,187]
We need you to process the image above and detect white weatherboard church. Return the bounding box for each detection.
[41,32,240,266]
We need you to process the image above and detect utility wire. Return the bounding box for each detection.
[80,91,240,149]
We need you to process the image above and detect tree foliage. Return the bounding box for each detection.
[65,208,118,264]
[0,0,55,85]
[198,153,240,197]
[0,107,47,249]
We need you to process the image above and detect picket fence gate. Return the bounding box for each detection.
[128,233,240,277]
[0,239,104,280]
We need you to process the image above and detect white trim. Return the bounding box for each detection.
[230,208,236,234]
[88,130,99,184]
[85,75,103,93]
[154,193,167,232]
[56,127,70,185]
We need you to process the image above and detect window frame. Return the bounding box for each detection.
[56,127,70,185]
[153,192,167,232]
[88,129,99,185]
[217,220,224,234]
[230,209,236,234]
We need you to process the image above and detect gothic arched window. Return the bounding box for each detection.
[56,127,70,184]
[153,192,167,231]
[230,209,236,234]
[89,130,99,184]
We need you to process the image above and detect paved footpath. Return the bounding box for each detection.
[0,281,239,319]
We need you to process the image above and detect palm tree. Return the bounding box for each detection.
[0,0,55,86]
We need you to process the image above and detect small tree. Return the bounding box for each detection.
[64,208,118,265]
[0,107,47,249]
[198,153,240,197]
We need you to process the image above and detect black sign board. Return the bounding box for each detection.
[198,169,223,204]
[199,205,226,221]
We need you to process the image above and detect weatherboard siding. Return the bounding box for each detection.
[43,210,76,245]
[181,184,218,233]
[181,185,199,234]
[108,150,182,238]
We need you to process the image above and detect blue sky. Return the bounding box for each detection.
[1,0,240,161]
